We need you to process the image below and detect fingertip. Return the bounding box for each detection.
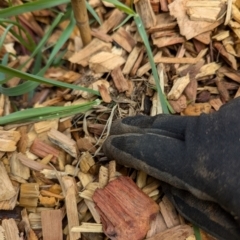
[110,115,154,135]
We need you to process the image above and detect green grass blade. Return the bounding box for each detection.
[0,65,100,96]
[0,24,13,49]
[193,225,202,240]
[134,15,169,113]
[0,12,86,97]
[86,1,102,25]
[29,12,64,63]
[0,0,70,18]
[43,11,75,71]
[0,20,36,51]
[0,53,9,81]
[102,0,135,15]
[0,99,101,125]
[0,81,39,96]
[0,12,64,85]
[113,15,132,31]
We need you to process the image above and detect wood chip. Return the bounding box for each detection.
[182,102,212,116]
[62,176,81,240]
[0,161,16,201]
[93,176,159,240]
[2,218,19,239]
[168,74,190,100]
[89,51,126,73]
[48,128,78,158]
[135,0,157,28]
[69,38,111,66]
[111,66,129,92]
[112,27,136,52]
[147,224,194,240]
[41,209,63,240]
[159,195,180,228]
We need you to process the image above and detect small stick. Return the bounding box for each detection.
[71,0,92,46]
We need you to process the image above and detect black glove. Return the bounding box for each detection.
[103,97,240,240]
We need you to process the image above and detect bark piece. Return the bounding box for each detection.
[41,209,63,240]
[48,128,78,158]
[69,38,111,66]
[111,66,129,92]
[0,161,16,201]
[135,0,157,29]
[93,176,159,240]
[112,27,136,52]
[89,51,125,73]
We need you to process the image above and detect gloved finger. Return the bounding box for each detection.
[110,114,194,140]
[163,184,240,240]
[103,132,193,191]
[104,133,217,202]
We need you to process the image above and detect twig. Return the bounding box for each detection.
[71,0,92,46]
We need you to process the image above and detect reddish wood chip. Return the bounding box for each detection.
[93,176,159,240]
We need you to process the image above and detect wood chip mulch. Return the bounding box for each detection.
[0,0,238,239]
